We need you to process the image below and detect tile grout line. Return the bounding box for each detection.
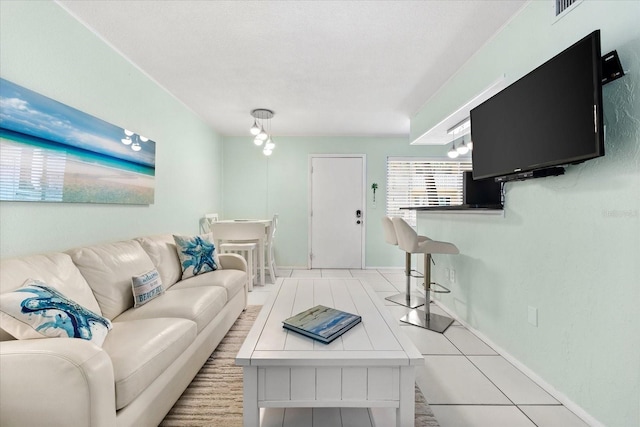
[375,268,548,427]
[265,270,582,425]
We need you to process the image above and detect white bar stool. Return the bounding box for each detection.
[392,217,459,333]
[382,216,426,309]
[219,242,258,291]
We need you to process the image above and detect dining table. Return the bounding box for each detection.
[214,219,273,288]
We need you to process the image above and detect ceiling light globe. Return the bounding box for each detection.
[124,129,134,137]
[467,140,473,150]
[257,129,268,140]
[265,141,275,150]
[121,137,132,145]
[254,136,264,146]
[456,144,469,155]
[250,121,260,136]
[263,148,273,156]
[447,146,459,159]
[131,143,142,152]
[139,136,149,142]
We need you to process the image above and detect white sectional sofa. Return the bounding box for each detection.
[0,233,248,427]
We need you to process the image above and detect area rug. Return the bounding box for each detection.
[160,305,439,426]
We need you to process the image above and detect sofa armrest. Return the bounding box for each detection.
[219,253,247,272]
[0,338,116,427]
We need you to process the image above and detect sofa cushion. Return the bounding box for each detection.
[171,269,246,301]
[113,286,227,333]
[132,269,164,308]
[0,279,112,346]
[173,234,221,279]
[103,317,196,410]
[134,234,183,290]
[0,253,102,341]
[0,253,102,312]
[67,240,155,320]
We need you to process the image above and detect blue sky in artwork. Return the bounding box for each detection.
[0,78,155,168]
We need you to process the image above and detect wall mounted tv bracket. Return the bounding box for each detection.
[601,50,625,85]
[494,166,565,183]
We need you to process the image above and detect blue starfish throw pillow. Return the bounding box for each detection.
[173,233,220,279]
[0,279,112,346]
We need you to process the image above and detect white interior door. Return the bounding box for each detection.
[310,156,364,269]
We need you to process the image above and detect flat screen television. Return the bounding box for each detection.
[470,30,604,181]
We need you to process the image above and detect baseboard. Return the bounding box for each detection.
[433,301,604,427]
[277,266,405,270]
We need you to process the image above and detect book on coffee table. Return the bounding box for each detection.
[283,305,362,344]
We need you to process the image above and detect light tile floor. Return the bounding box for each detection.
[248,269,589,427]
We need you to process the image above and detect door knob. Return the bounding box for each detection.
[356,220,361,224]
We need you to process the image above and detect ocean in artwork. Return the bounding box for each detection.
[1,130,154,204]
[0,78,156,204]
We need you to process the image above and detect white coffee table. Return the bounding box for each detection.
[236,278,423,427]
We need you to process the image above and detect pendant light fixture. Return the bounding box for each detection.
[447,144,460,159]
[446,117,472,159]
[250,118,260,136]
[249,109,276,156]
[456,135,470,155]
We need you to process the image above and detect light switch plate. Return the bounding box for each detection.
[528,306,538,327]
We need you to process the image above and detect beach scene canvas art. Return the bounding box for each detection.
[0,78,155,204]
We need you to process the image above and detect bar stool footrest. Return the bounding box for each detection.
[408,270,424,278]
[429,282,451,294]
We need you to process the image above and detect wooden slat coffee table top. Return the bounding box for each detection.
[237,278,423,367]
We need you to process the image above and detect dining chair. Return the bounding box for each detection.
[210,222,266,288]
[228,216,278,284]
[200,213,219,233]
[266,214,278,283]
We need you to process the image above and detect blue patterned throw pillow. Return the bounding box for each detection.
[173,233,220,279]
[0,279,112,346]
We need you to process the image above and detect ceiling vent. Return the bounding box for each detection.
[556,0,579,16]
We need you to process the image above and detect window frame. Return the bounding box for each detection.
[385,156,472,226]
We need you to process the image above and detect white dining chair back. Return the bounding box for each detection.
[201,213,219,233]
[266,214,279,282]
[269,214,278,242]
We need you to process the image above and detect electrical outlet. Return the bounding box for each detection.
[528,306,538,327]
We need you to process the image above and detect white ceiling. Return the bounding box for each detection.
[57,0,525,138]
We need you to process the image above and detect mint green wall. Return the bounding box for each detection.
[223,136,446,268]
[0,1,223,258]
[413,2,640,426]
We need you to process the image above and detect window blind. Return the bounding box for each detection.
[0,143,66,202]
[386,157,472,226]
